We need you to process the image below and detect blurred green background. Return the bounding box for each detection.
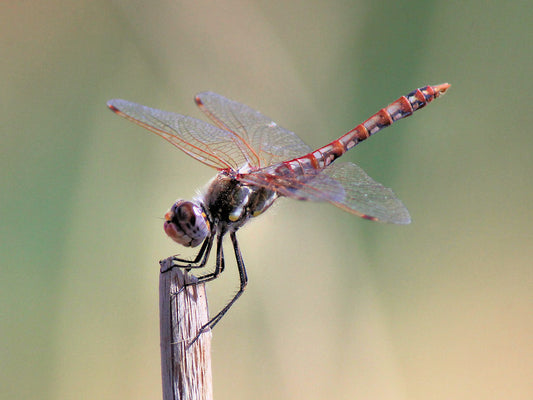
[1,1,531,399]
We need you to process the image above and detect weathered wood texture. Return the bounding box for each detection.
[159,259,213,400]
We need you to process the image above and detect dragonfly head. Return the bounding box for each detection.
[164,200,210,247]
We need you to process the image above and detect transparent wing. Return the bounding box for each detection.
[107,99,254,170]
[195,92,312,168]
[240,168,346,202]
[323,162,411,224]
[241,161,410,224]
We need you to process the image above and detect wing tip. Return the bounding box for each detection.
[396,216,412,225]
[194,95,204,107]
[107,99,124,113]
[194,91,216,105]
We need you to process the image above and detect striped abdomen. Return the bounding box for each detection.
[280,83,450,174]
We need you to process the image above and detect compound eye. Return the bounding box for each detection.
[176,202,196,225]
[164,200,209,247]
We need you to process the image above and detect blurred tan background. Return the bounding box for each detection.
[1,1,531,399]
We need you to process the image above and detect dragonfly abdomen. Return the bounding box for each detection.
[288,84,450,171]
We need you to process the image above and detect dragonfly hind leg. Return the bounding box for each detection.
[189,231,248,346]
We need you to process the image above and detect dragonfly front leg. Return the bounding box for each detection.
[160,232,215,273]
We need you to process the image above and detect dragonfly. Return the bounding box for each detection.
[108,83,450,340]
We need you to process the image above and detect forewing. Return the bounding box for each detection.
[195,92,312,167]
[107,99,251,170]
[323,162,411,224]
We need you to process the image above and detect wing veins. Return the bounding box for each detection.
[108,101,242,170]
[196,98,261,167]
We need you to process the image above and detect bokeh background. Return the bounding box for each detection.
[1,1,531,399]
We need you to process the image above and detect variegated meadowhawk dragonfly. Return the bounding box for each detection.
[108,83,449,339]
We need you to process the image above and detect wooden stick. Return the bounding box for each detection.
[159,258,213,400]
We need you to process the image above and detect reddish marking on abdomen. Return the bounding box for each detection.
[341,124,369,146]
[353,124,369,140]
[282,159,299,172]
[304,153,320,169]
[425,85,436,99]
[414,89,426,103]
[331,139,345,157]
[323,140,346,167]
[377,108,393,126]
[397,96,414,115]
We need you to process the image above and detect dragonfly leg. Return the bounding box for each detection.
[186,231,228,285]
[160,231,215,272]
[188,231,247,346]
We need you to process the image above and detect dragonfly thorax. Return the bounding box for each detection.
[202,171,277,230]
[164,200,210,247]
